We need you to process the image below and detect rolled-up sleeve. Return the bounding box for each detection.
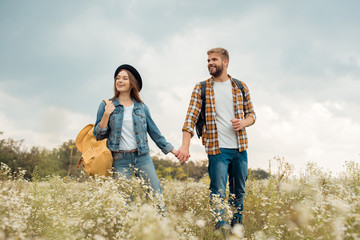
[242,83,256,123]
[182,83,202,137]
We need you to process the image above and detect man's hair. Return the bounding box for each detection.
[207,47,229,61]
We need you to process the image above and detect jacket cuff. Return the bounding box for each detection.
[94,124,108,138]
[161,143,174,155]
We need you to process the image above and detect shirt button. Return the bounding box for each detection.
[136,132,138,135]
[137,141,140,144]
[134,122,137,125]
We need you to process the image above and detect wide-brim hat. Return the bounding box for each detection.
[114,64,142,91]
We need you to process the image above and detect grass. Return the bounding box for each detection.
[0,160,359,239]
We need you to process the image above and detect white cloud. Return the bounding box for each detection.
[1,1,360,175]
[248,101,360,174]
[0,89,93,149]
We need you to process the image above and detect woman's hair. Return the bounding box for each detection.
[110,69,142,102]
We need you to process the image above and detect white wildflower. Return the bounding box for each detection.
[93,235,106,240]
[231,223,244,238]
[195,219,206,228]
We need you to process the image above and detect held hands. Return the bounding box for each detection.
[171,148,189,165]
[171,147,190,165]
[171,149,179,157]
[176,145,190,165]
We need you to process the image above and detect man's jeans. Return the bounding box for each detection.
[112,151,165,211]
[208,148,248,227]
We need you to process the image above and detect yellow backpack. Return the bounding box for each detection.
[75,100,113,177]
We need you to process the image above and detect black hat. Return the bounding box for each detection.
[114,64,142,91]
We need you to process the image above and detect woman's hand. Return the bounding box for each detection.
[171,149,179,157]
[104,101,115,116]
[99,101,115,129]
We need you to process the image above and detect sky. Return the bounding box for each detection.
[1,0,359,175]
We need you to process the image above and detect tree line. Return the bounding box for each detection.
[0,132,269,181]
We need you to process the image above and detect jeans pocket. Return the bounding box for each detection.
[112,152,124,160]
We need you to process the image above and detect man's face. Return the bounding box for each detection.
[207,53,226,77]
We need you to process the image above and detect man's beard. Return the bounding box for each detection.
[209,64,224,77]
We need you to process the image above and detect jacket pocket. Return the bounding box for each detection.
[134,111,146,125]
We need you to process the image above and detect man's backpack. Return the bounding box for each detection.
[75,100,113,177]
[195,78,246,138]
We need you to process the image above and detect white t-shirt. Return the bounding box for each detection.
[119,104,137,150]
[213,79,238,148]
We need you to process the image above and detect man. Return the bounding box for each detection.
[177,47,256,229]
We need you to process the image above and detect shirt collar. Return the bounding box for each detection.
[209,74,233,86]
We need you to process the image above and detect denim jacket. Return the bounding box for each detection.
[93,98,174,155]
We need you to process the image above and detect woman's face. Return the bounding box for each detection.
[115,70,131,93]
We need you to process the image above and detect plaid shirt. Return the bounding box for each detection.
[182,76,256,155]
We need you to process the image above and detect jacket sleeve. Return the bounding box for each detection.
[144,104,174,154]
[182,83,202,137]
[93,101,110,140]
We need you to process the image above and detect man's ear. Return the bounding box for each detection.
[224,59,229,68]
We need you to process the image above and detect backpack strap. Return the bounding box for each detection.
[200,80,206,115]
[232,78,247,103]
[194,81,207,138]
[76,157,84,168]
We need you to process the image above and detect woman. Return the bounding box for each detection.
[93,64,177,209]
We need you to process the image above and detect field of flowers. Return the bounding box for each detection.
[1,159,359,240]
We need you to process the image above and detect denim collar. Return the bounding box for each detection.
[112,97,141,109]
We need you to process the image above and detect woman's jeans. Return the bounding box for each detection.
[112,151,165,211]
[208,149,248,227]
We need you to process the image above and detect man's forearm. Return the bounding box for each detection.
[244,115,255,127]
[177,131,192,163]
[181,131,192,148]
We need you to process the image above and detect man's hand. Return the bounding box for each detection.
[177,145,191,165]
[231,116,255,131]
[231,118,246,131]
[176,131,192,165]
